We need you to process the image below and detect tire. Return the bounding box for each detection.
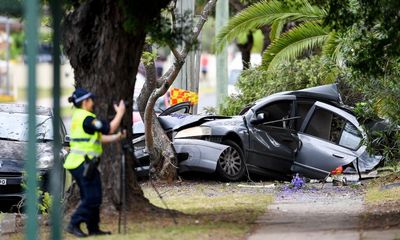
[216,140,245,181]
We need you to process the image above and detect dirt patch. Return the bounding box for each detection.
[361,200,400,230]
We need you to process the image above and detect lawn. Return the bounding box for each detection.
[8,181,275,240]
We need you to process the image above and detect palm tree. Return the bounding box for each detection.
[216,0,341,70]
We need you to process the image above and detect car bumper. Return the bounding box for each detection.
[174,139,229,173]
[133,138,229,175]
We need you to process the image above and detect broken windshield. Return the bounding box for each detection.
[0,112,54,142]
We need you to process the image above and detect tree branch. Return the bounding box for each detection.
[143,0,217,179]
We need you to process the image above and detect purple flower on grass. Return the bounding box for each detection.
[290,173,305,190]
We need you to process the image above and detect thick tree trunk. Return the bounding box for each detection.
[62,0,169,211]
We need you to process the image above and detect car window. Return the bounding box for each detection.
[295,100,315,131]
[257,100,293,128]
[0,112,54,141]
[304,108,362,149]
[339,122,362,149]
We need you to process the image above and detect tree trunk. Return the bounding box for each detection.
[138,45,178,181]
[62,0,169,211]
[260,25,271,52]
[236,33,253,69]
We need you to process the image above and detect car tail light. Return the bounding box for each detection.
[331,166,343,175]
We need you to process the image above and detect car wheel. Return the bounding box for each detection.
[216,140,245,181]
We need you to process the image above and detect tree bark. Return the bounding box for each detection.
[260,25,271,52]
[236,33,253,69]
[138,45,177,181]
[62,0,169,211]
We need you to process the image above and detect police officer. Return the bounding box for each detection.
[64,88,126,237]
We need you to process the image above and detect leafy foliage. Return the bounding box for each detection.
[354,103,400,166]
[324,0,400,163]
[20,173,53,214]
[216,0,325,52]
[262,21,328,70]
[220,55,336,115]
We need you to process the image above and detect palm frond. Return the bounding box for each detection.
[322,31,345,67]
[270,20,285,40]
[262,21,329,70]
[215,0,325,52]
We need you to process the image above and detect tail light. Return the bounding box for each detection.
[331,166,343,175]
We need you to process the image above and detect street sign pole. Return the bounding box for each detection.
[216,0,228,111]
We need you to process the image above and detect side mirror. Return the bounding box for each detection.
[250,112,266,125]
[256,112,265,120]
[63,135,70,147]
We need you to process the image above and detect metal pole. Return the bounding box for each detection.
[174,0,195,91]
[24,0,39,238]
[50,0,62,239]
[215,0,228,111]
[5,17,10,95]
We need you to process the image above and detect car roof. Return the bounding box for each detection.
[0,103,52,116]
[253,84,342,105]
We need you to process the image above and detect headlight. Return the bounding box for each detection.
[175,126,211,139]
[37,155,54,169]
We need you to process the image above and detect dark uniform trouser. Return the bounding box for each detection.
[69,163,102,233]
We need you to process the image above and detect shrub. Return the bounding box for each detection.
[220,56,337,115]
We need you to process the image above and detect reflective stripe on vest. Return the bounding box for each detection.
[70,138,101,145]
[64,108,103,169]
[70,149,101,157]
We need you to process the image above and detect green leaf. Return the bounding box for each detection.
[262,21,329,70]
[215,0,325,52]
[270,20,285,41]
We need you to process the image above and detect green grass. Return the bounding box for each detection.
[365,172,400,204]
[9,182,274,240]
[365,186,400,203]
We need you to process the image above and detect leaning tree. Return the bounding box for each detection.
[62,0,170,210]
[137,0,217,181]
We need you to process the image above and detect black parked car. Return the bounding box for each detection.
[0,104,68,203]
[133,84,383,181]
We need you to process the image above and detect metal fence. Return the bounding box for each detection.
[24,0,62,239]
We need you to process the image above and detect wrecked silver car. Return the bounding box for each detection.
[0,104,68,201]
[133,84,382,181]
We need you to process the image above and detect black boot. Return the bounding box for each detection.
[65,223,88,238]
[89,229,112,236]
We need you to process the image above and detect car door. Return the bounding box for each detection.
[293,101,363,179]
[246,96,301,175]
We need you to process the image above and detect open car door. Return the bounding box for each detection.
[246,96,301,177]
[293,101,364,179]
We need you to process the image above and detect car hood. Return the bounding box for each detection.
[0,140,53,172]
[164,115,231,131]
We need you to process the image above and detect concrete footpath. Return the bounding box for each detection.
[247,185,400,240]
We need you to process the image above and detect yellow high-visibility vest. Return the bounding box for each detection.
[64,108,103,170]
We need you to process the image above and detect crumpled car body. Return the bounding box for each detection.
[133,84,383,181]
[0,104,68,202]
